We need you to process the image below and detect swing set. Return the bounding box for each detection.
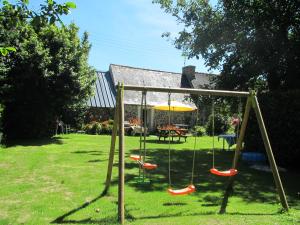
[103,83,289,224]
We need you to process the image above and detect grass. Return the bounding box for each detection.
[0,134,299,225]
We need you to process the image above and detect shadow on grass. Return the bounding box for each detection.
[51,192,113,224]
[4,136,64,147]
[51,217,117,224]
[143,139,186,144]
[136,211,279,221]
[87,159,106,163]
[71,150,103,155]
[53,145,298,224]
[110,147,300,213]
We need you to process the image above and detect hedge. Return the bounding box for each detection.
[244,90,300,169]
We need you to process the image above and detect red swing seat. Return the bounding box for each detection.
[129,154,141,161]
[210,168,238,177]
[142,162,157,170]
[167,185,196,196]
[130,155,157,170]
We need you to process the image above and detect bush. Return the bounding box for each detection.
[101,120,114,134]
[206,113,230,136]
[244,90,300,169]
[192,126,206,136]
[83,121,102,135]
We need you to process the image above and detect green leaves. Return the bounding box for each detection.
[0,47,16,56]
[154,0,300,91]
[0,0,94,142]
[21,0,29,5]
[65,2,76,9]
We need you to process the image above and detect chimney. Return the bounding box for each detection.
[182,65,196,82]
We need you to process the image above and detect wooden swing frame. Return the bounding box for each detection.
[103,83,289,224]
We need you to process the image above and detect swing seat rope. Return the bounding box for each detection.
[167,185,196,196]
[210,168,238,177]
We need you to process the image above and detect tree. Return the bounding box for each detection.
[153,0,300,91]
[0,0,95,143]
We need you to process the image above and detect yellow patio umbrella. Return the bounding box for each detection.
[153,101,196,112]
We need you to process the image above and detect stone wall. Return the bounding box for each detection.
[124,105,138,121]
[85,107,114,123]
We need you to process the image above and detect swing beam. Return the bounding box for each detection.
[104,84,289,224]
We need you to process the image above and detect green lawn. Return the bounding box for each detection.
[0,134,299,225]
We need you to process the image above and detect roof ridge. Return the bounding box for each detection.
[195,72,218,76]
[110,63,181,75]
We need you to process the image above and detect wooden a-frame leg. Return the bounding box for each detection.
[232,96,252,169]
[251,95,289,210]
[118,84,125,224]
[220,93,289,213]
[103,85,120,195]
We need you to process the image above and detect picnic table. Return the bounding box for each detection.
[157,127,189,142]
[218,134,236,150]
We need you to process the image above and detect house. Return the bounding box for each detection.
[87,64,215,130]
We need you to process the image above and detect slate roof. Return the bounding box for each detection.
[192,72,213,88]
[88,71,116,108]
[109,64,193,106]
[89,64,214,108]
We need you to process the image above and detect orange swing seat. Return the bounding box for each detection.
[130,154,141,161]
[167,185,196,196]
[210,168,238,177]
[142,162,157,170]
[130,155,157,170]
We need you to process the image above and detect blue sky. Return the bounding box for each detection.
[32,0,218,74]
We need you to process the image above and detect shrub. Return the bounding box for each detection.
[83,121,101,135]
[206,113,230,136]
[192,126,206,136]
[101,120,114,134]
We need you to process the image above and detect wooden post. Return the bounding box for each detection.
[118,83,125,224]
[232,96,252,169]
[251,94,289,210]
[123,85,249,97]
[103,86,120,195]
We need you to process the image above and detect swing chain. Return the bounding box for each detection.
[211,96,215,169]
[190,97,199,184]
[143,91,147,164]
[168,91,172,187]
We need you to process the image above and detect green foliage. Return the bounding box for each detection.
[65,2,76,9]
[0,1,95,143]
[82,120,114,135]
[83,121,102,135]
[0,0,76,56]
[192,125,206,136]
[244,91,300,169]
[153,0,300,91]
[0,47,16,56]
[206,113,229,136]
